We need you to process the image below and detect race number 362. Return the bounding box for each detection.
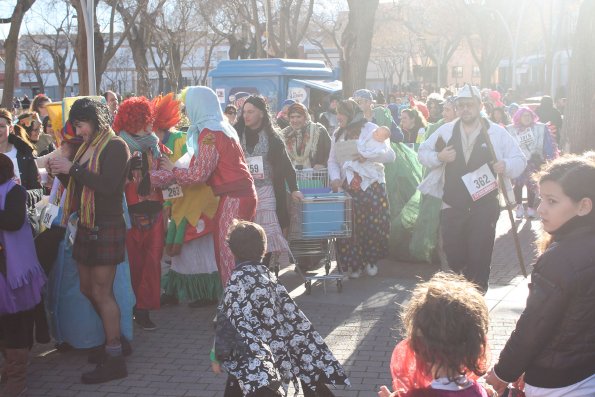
[473,174,491,189]
[162,183,183,200]
[461,163,497,201]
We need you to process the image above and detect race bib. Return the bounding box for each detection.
[246,156,264,179]
[162,183,183,200]
[517,128,535,148]
[42,203,60,229]
[461,163,498,201]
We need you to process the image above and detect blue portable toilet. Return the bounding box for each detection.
[208,58,342,113]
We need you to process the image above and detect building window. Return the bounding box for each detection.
[472,66,481,78]
[452,66,463,78]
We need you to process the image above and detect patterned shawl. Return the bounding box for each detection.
[62,129,115,228]
[217,262,350,396]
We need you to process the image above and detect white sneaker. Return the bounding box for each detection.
[527,207,537,219]
[515,205,525,219]
[365,263,378,276]
[349,269,361,279]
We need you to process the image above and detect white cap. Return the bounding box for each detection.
[457,84,482,101]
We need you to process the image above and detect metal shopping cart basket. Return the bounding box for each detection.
[288,173,353,294]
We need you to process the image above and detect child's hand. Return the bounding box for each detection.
[211,361,222,374]
[377,385,400,397]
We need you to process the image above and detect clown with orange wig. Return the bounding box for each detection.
[151,93,221,308]
[113,96,169,331]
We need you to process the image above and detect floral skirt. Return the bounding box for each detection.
[255,185,289,254]
[336,182,390,272]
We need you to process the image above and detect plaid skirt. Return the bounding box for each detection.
[73,215,126,266]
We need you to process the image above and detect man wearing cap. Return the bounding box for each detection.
[353,89,404,143]
[418,84,526,291]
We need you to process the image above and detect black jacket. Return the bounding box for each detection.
[8,134,43,234]
[494,216,595,388]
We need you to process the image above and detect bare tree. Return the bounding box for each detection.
[306,11,346,68]
[341,0,380,95]
[461,0,514,87]
[20,40,50,93]
[112,0,167,96]
[27,0,77,99]
[1,0,37,108]
[265,0,315,58]
[565,0,595,152]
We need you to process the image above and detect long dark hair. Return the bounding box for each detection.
[234,95,280,156]
[68,97,112,138]
[0,153,15,184]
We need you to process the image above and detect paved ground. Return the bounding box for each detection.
[21,211,539,397]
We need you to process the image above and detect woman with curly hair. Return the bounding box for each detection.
[379,272,494,397]
[49,97,131,384]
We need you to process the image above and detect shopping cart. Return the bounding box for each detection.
[287,169,353,294]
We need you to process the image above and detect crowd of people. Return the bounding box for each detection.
[1,83,593,397]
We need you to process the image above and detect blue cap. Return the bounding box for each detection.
[282,99,296,108]
[353,89,374,102]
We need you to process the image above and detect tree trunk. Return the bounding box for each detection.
[1,0,36,108]
[565,0,595,152]
[129,36,150,96]
[71,0,89,95]
[341,0,380,96]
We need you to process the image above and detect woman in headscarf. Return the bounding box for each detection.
[49,97,131,384]
[151,93,221,309]
[152,86,256,288]
[234,95,302,272]
[507,107,558,219]
[281,102,331,170]
[328,99,395,278]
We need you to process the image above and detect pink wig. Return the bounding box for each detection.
[512,106,539,127]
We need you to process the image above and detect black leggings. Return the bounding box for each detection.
[0,308,35,349]
[514,183,536,208]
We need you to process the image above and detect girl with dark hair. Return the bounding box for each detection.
[378,272,493,397]
[490,106,510,127]
[0,153,47,397]
[328,99,395,278]
[400,108,428,145]
[487,155,595,396]
[49,97,131,384]
[234,95,302,271]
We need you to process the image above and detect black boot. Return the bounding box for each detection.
[133,309,157,331]
[88,336,133,364]
[81,354,127,384]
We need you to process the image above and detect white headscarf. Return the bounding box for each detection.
[185,86,239,155]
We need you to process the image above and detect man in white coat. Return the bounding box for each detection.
[418,84,526,291]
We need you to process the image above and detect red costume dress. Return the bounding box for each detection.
[152,129,256,286]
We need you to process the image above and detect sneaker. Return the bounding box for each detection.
[81,355,127,384]
[515,205,524,219]
[365,263,378,277]
[88,336,133,364]
[348,269,361,279]
[160,293,179,306]
[526,207,537,219]
[134,310,157,331]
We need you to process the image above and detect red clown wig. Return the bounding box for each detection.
[112,96,155,134]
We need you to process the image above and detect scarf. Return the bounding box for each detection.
[62,129,115,228]
[119,130,160,159]
[284,122,320,168]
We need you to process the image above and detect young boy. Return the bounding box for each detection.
[211,220,350,396]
